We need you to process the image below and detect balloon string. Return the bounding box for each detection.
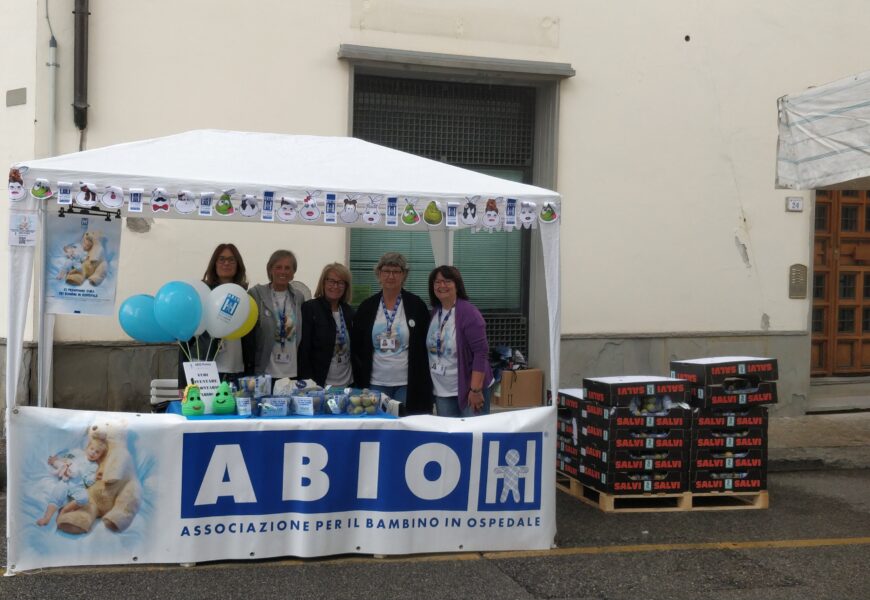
[179,340,192,362]
[206,337,216,362]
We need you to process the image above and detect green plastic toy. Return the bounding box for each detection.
[211,381,237,415]
[182,384,205,416]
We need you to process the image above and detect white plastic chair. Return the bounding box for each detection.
[150,378,180,412]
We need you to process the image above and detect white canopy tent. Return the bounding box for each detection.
[777,69,870,190]
[6,129,562,417]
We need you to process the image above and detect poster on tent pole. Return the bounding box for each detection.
[44,212,122,316]
[6,406,556,572]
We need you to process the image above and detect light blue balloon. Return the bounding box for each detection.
[118,295,175,343]
[154,281,203,341]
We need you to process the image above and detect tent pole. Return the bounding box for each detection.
[37,202,49,407]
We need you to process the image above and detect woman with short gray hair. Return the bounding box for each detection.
[351,252,432,414]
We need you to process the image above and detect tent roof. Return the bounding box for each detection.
[777,70,870,190]
[17,129,560,202]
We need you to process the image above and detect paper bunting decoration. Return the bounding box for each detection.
[76,182,99,208]
[31,178,54,200]
[128,188,144,213]
[100,186,124,209]
[324,193,337,224]
[174,190,196,214]
[446,201,459,227]
[423,200,444,226]
[199,192,214,217]
[539,201,559,224]
[150,188,170,212]
[57,181,73,205]
[401,198,421,226]
[461,196,480,226]
[239,194,259,218]
[8,167,27,202]
[519,201,537,229]
[362,195,382,225]
[277,197,297,222]
[340,194,360,223]
[215,189,235,216]
[261,191,275,222]
[300,190,321,221]
[481,197,502,232]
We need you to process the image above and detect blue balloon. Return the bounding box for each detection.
[154,281,203,341]
[118,295,175,343]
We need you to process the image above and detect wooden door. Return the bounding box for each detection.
[812,190,870,375]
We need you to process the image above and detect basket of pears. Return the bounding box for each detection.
[346,389,380,416]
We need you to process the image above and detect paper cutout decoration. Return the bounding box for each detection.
[150,188,170,212]
[461,196,480,226]
[128,188,144,213]
[261,191,275,222]
[239,194,259,218]
[324,193,337,224]
[277,197,297,222]
[8,167,27,202]
[76,182,99,208]
[199,192,214,217]
[385,197,399,227]
[300,190,321,221]
[519,201,537,229]
[174,190,196,214]
[340,195,360,223]
[481,197,502,231]
[57,182,73,205]
[215,189,235,216]
[401,198,420,226]
[446,201,459,227]
[539,201,559,224]
[362,195,382,225]
[503,198,517,231]
[31,178,54,200]
[423,200,444,226]
[100,186,124,209]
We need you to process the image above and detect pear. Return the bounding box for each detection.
[423,201,443,225]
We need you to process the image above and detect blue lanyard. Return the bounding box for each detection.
[380,294,402,335]
[436,306,454,357]
[335,307,347,346]
[272,290,289,348]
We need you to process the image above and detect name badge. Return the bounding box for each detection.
[431,363,445,375]
[274,351,291,364]
[379,335,397,351]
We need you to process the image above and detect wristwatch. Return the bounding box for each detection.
[469,387,482,394]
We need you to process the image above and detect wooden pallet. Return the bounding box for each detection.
[556,475,768,513]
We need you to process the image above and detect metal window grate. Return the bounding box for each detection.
[353,75,536,167]
[482,312,528,358]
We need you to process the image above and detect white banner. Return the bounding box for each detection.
[7,406,556,572]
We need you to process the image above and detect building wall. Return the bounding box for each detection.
[5,1,870,414]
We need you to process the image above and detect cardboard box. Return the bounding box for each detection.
[693,406,768,429]
[692,469,767,492]
[670,356,778,386]
[582,376,690,407]
[691,447,767,471]
[692,427,767,451]
[693,381,778,409]
[495,368,544,407]
[581,400,691,430]
[583,447,688,473]
[581,463,688,494]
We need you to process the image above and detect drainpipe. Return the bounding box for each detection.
[73,0,89,143]
[47,34,58,156]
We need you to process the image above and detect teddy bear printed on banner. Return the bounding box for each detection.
[99,186,124,209]
[150,188,170,213]
[31,178,54,200]
[8,167,28,202]
[173,190,196,215]
[215,189,235,216]
[277,197,298,222]
[401,198,421,226]
[539,201,559,224]
[53,419,143,535]
[461,195,480,226]
[481,197,503,232]
[362,195,383,225]
[519,201,537,229]
[423,200,444,226]
[340,194,360,224]
[76,182,99,208]
[239,194,259,218]
[300,190,322,221]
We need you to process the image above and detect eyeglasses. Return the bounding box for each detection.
[434,279,455,288]
[379,268,404,277]
[217,256,237,264]
[325,278,347,287]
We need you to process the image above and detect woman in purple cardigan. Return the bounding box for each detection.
[426,266,494,417]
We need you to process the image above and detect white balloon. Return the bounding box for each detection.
[205,283,251,338]
[187,279,212,337]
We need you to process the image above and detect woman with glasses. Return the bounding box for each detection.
[351,252,432,415]
[298,263,355,387]
[178,243,249,386]
[427,265,493,417]
[244,249,307,380]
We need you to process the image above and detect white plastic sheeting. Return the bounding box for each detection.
[777,70,870,190]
